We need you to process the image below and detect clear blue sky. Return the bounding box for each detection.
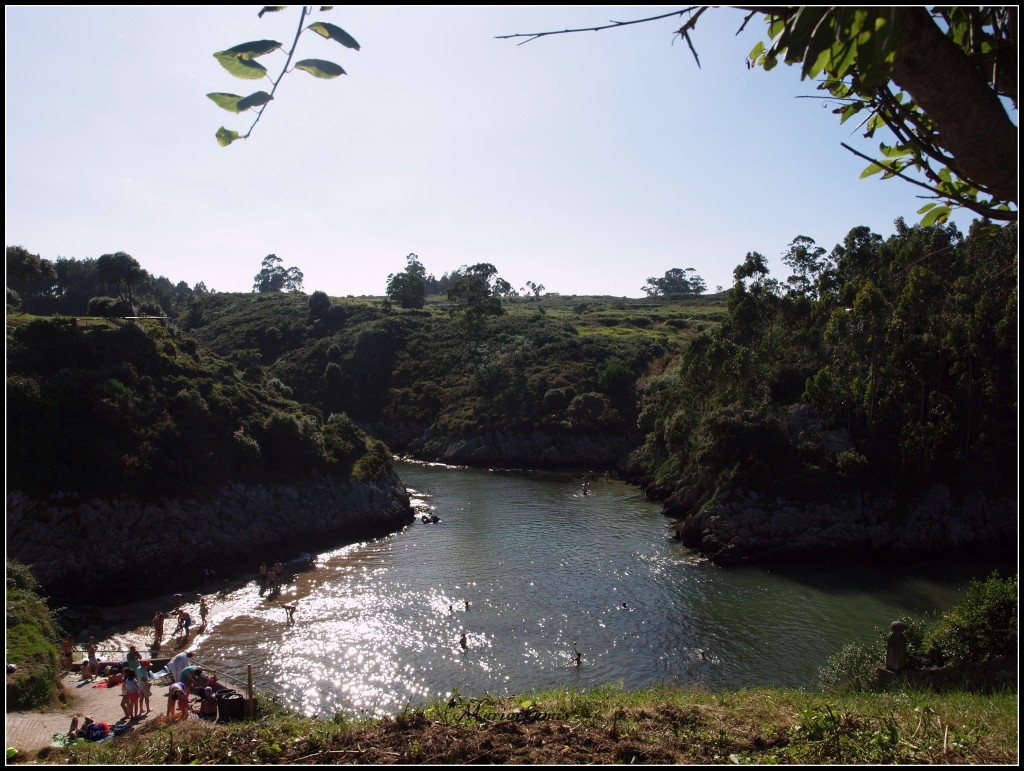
[5,5,984,298]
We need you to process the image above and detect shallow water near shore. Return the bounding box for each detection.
[88,459,1013,718]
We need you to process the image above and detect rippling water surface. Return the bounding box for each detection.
[124,460,1005,718]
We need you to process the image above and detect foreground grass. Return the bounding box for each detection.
[16,684,1018,765]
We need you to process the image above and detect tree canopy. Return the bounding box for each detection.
[253,254,304,293]
[386,269,427,309]
[6,245,57,311]
[446,263,506,320]
[643,268,707,298]
[96,251,146,305]
[499,6,1018,225]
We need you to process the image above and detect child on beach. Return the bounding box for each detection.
[121,668,140,718]
[136,661,153,713]
[197,686,218,720]
[86,636,98,679]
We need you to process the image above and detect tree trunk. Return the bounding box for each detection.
[891,8,1018,204]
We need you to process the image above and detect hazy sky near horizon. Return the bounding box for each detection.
[6,5,985,298]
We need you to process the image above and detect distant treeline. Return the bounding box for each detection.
[6,218,1017,518]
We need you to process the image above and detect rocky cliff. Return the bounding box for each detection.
[375,422,636,472]
[670,484,1017,565]
[6,471,413,604]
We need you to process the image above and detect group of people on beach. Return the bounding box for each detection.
[63,647,222,742]
[163,650,220,721]
[150,593,210,648]
[258,560,286,596]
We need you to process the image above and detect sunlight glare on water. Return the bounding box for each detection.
[158,460,1007,718]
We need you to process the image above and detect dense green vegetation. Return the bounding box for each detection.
[5,560,63,711]
[820,571,1018,692]
[632,220,1017,508]
[178,290,713,465]
[6,217,1017,530]
[5,226,1018,761]
[5,313,391,500]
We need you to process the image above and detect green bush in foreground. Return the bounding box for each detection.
[917,570,1018,666]
[820,571,1018,693]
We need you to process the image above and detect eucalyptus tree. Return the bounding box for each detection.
[642,267,707,297]
[6,245,57,312]
[253,254,304,293]
[385,270,427,309]
[447,262,506,360]
[96,251,146,306]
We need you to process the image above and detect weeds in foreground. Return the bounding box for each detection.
[16,685,1017,765]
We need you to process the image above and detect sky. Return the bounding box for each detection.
[5,5,993,298]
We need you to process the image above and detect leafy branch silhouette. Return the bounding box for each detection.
[207,5,359,147]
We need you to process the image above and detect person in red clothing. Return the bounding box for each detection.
[67,715,110,742]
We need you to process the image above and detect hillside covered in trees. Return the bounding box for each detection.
[5,217,1018,579]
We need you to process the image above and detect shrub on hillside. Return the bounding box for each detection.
[5,560,62,710]
[819,572,1018,693]
[917,571,1017,666]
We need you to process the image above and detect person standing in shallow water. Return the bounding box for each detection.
[153,611,165,647]
[258,562,269,592]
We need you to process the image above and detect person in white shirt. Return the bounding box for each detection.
[168,650,193,683]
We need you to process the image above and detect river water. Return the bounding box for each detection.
[106,460,1009,718]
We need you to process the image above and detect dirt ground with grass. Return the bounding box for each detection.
[6,671,152,756]
[14,686,1019,766]
[16,699,749,765]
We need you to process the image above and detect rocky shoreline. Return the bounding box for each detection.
[6,470,413,605]
[666,483,1018,566]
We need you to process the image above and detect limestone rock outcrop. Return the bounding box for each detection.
[7,471,413,603]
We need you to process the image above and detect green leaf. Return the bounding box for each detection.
[919,205,951,227]
[748,41,765,61]
[216,127,242,147]
[214,52,268,80]
[219,39,283,59]
[879,143,913,158]
[206,92,244,113]
[307,21,360,50]
[804,47,831,80]
[859,163,885,178]
[237,90,274,111]
[917,202,937,214]
[258,6,285,17]
[294,58,345,78]
[839,103,863,124]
